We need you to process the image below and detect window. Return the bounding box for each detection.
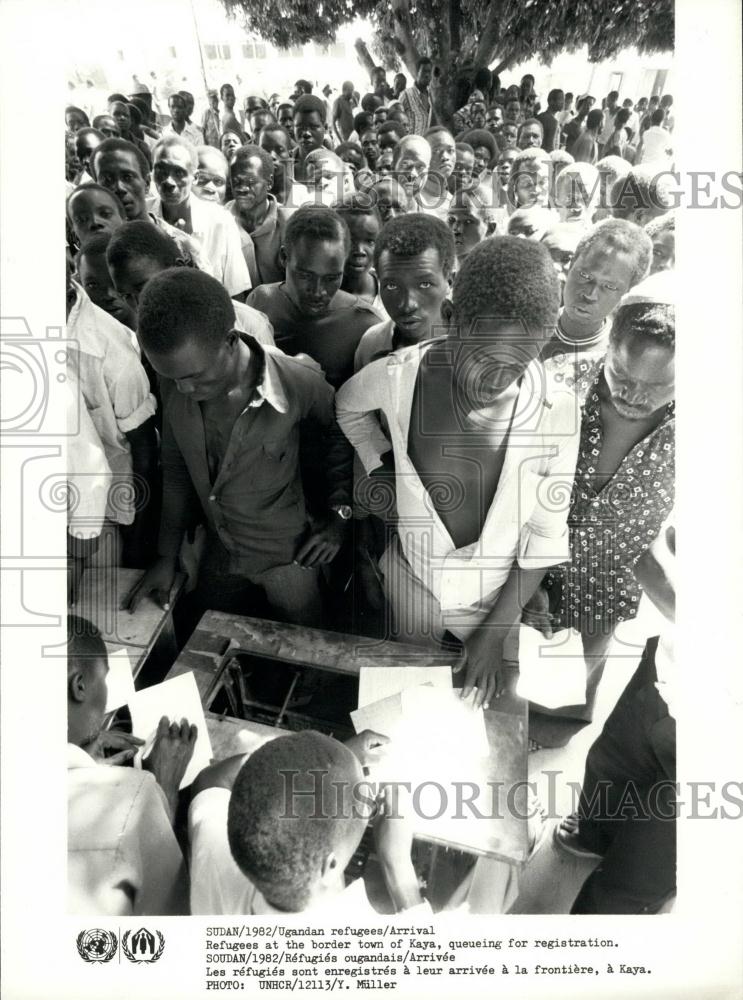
[117,49,125,61]
[607,72,624,95]
[255,43,266,59]
[290,45,303,57]
[219,44,231,60]
[242,43,255,59]
[169,46,177,59]
[204,44,218,60]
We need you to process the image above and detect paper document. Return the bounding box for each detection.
[400,685,490,759]
[104,648,136,713]
[516,625,586,709]
[129,672,213,788]
[357,664,451,708]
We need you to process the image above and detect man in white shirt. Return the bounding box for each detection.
[336,237,581,709]
[148,136,251,298]
[161,91,204,147]
[635,109,674,165]
[189,730,429,915]
[68,615,196,915]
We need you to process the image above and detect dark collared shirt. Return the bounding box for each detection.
[158,335,352,575]
[246,283,381,389]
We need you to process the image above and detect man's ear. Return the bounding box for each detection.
[486,220,498,237]
[144,172,152,190]
[319,851,339,885]
[279,244,288,268]
[68,670,87,704]
[440,298,455,324]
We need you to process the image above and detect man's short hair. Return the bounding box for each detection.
[424,125,454,143]
[610,169,675,222]
[75,127,103,157]
[373,214,455,278]
[137,268,236,355]
[455,142,475,158]
[260,123,293,146]
[644,212,675,239]
[378,121,402,139]
[283,205,350,258]
[353,111,374,134]
[331,191,381,224]
[596,154,632,186]
[68,615,107,679]
[650,108,666,126]
[66,183,124,220]
[586,109,604,130]
[231,144,275,181]
[78,231,113,263]
[361,93,383,113]
[519,117,544,135]
[90,137,150,180]
[220,83,235,97]
[461,129,497,160]
[153,135,198,170]
[573,218,653,287]
[547,89,564,103]
[107,93,128,105]
[416,55,433,70]
[293,94,327,123]
[451,236,560,334]
[227,731,364,911]
[611,301,675,350]
[335,141,365,161]
[107,220,182,270]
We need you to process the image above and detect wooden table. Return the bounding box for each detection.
[169,611,529,867]
[72,567,184,682]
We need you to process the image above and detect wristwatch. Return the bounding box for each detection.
[331,504,353,521]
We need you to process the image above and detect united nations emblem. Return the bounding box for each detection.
[122,927,165,963]
[76,929,117,963]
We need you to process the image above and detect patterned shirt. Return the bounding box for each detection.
[399,85,433,136]
[547,365,675,633]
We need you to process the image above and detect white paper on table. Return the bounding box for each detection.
[516,624,586,709]
[129,672,213,788]
[400,685,490,760]
[104,648,136,713]
[351,691,405,743]
[357,665,452,708]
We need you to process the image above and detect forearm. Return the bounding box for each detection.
[381,858,424,912]
[478,563,546,646]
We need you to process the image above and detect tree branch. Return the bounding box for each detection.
[354,38,377,81]
[391,0,420,75]
[472,0,505,69]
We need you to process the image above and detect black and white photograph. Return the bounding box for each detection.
[1,0,742,995]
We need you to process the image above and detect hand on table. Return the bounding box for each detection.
[454,627,507,709]
[121,556,177,613]
[143,716,198,818]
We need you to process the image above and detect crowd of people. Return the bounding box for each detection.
[65,58,677,919]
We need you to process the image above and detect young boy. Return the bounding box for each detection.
[446,189,495,269]
[246,206,380,389]
[354,213,455,371]
[645,213,675,273]
[192,146,229,204]
[189,730,427,915]
[332,193,385,316]
[75,232,137,330]
[66,183,127,246]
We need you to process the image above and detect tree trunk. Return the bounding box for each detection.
[354,38,377,85]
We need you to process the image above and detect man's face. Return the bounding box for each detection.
[94,149,150,220]
[222,87,236,110]
[153,144,194,208]
[416,62,433,88]
[429,132,456,178]
[250,110,273,135]
[378,127,401,153]
[65,108,88,133]
[496,149,517,186]
[472,144,492,177]
[454,325,541,407]
[378,247,449,339]
[193,150,228,204]
[451,148,475,189]
[512,160,550,208]
[470,102,487,129]
[374,108,388,127]
[508,209,549,240]
[344,212,381,278]
[603,334,674,419]
[168,95,187,125]
[110,254,164,312]
[555,173,593,222]
[279,107,294,129]
[294,110,325,155]
[550,91,565,112]
[518,122,542,149]
[650,231,675,274]
[540,227,579,288]
[77,252,136,327]
[563,246,635,327]
[147,333,238,403]
[342,83,354,99]
[485,107,502,132]
[221,131,242,162]
[284,235,346,316]
[109,101,131,133]
[208,93,219,110]
[231,155,270,212]
[396,149,429,195]
[260,130,292,165]
[447,206,487,259]
[338,146,364,174]
[372,180,408,222]
[504,100,521,123]
[68,188,125,243]
[376,149,394,176]
[95,115,120,139]
[499,123,518,149]
[73,657,109,750]
[360,129,380,166]
[390,111,410,135]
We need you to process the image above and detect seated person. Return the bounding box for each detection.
[127,268,352,628]
[370,176,409,224]
[148,136,251,299]
[106,220,275,346]
[66,257,158,568]
[246,206,380,389]
[645,212,675,273]
[192,146,229,204]
[225,144,290,287]
[189,730,427,915]
[67,614,195,915]
[332,193,385,315]
[539,218,653,395]
[354,213,455,371]
[336,237,580,709]
[66,183,127,247]
[507,205,557,240]
[553,161,600,227]
[90,137,215,276]
[447,189,495,268]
